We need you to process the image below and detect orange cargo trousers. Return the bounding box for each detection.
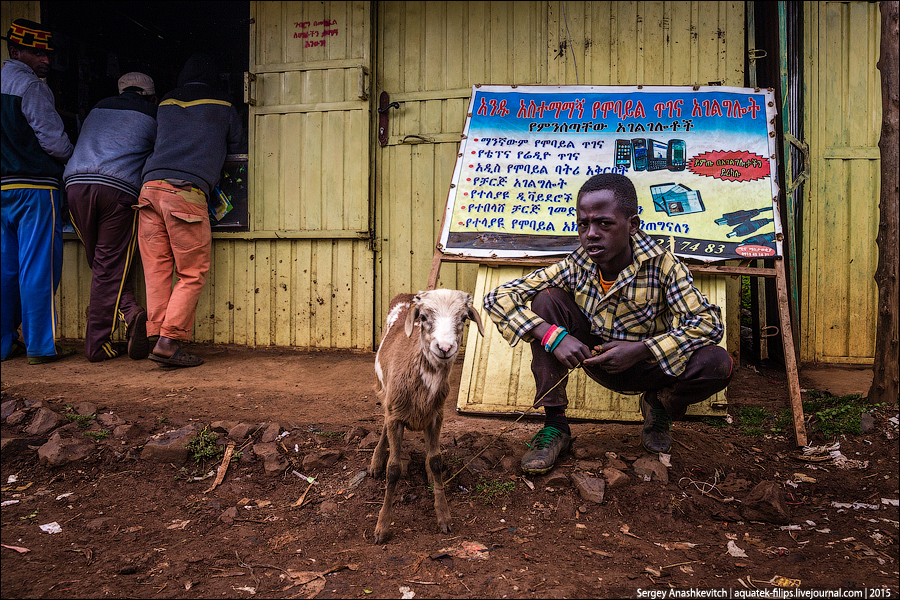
[136,180,211,342]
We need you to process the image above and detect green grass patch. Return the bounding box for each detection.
[82,429,111,440]
[186,426,224,464]
[473,477,516,504]
[315,431,344,439]
[802,391,884,439]
[701,416,729,428]
[740,276,752,327]
[64,413,95,429]
[738,406,769,437]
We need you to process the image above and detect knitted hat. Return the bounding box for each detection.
[3,19,53,51]
[118,72,155,96]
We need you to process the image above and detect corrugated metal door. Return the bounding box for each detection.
[200,1,374,349]
[376,1,743,418]
[801,1,880,364]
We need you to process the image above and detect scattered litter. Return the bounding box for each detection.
[256,500,272,508]
[881,498,899,507]
[6,475,17,484]
[792,473,816,483]
[292,471,318,485]
[167,519,191,530]
[399,586,415,599]
[831,502,880,511]
[645,566,662,577]
[656,541,697,551]
[889,415,898,429]
[346,470,367,491]
[231,586,256,594]
[726,540,748,558]
[620,524,640,539]
[815,529,832,534]
[1,500,20,507]
[433,540,489,560]
[725,414,733,424]
[277,431,289,440]
[658,453,672,468]
[785,480,799,488]
[522,477,534,491]
[779,525,802,531]
[190,470,216,482]
[39,522,62,534]
[2,544,29,553]
[769,575,801,588]
[56,492,73,501]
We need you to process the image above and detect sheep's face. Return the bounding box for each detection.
[406,290,483,364]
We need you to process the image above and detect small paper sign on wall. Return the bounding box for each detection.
[438,85,782,262]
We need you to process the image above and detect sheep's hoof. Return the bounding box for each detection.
[373,529,391,545]
[438,520,452,534]
[367,466,384,479]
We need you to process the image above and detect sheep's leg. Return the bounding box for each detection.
[374,419,404,544]
[369,421,389,478]
[424,413,451,534]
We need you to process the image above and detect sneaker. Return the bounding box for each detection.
[28,345,77,365]
[521,426,571,475]
[640,393,673,454]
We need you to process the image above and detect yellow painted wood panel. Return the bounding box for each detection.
[802,1,880,364]
[457,266,728,420]
[376,1,745,346]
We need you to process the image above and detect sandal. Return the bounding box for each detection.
[28,345,77,365]
[2,339,27,361]
[148,346,204,368]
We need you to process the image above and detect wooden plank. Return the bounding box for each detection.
[775,258,807,447]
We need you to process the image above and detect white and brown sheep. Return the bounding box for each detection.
[368,289,484,544]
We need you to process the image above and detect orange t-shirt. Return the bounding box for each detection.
[599,274,616,295]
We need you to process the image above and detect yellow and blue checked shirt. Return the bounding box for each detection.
[482,229,724,377]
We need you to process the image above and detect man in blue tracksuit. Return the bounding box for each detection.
[1,19,74,364]
[64,72,157,362]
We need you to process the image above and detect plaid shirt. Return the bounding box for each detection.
[482,230,724,377]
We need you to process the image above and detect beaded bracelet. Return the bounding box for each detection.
[548,330,568,352]
[541,325,559,348]
[544,326,567,353]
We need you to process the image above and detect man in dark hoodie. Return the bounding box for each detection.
[137,53,243,368]
[64,72,157,363]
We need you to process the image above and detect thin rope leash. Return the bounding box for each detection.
[442,364,582,487]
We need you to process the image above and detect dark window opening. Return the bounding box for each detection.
[43,1,251,230]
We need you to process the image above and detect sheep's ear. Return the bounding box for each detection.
[404,305,419,337]
[467,306,485,337]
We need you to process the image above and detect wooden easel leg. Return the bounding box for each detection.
[427,248,442,291]
[774,258,807,446]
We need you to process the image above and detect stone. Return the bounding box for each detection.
[96,412,126,428]
[570,434,604,460]
[302,449,342,470]
[607,458,628,471]
[719,475,752,494]
[228,422,255,441]
[38,432,95,467]
[1,399,19,420]
[319,501,338,514]
[358,431,380,449]
[603,467,630,489]
[219,506,237,524]
[253,442,288,476]
[210,420,237,434]
[23,398,44,409]
[500,455,519,473]
[140,425,201,464]
[344,426,369,443]
[574,460,603,472]
[87,516,115,530]
[860,412,875,433]
[740,480,791,525]
[5,410,28,427]
[632,455,669,484]
[24,407,63,436]
[570,471,606,504]
[73,402,97,416]
[113,424,135,439]
[259,422,281,443]
[574,523,587,539]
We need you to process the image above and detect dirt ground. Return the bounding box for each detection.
[1,342,898,599]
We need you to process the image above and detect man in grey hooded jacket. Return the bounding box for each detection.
[64,72,157,362]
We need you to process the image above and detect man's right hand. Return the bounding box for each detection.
[551,334,593,369]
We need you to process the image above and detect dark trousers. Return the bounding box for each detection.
[529,288,733,419]
[67,184,143,361]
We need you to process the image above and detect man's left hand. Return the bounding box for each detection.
[582,340,653,374]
